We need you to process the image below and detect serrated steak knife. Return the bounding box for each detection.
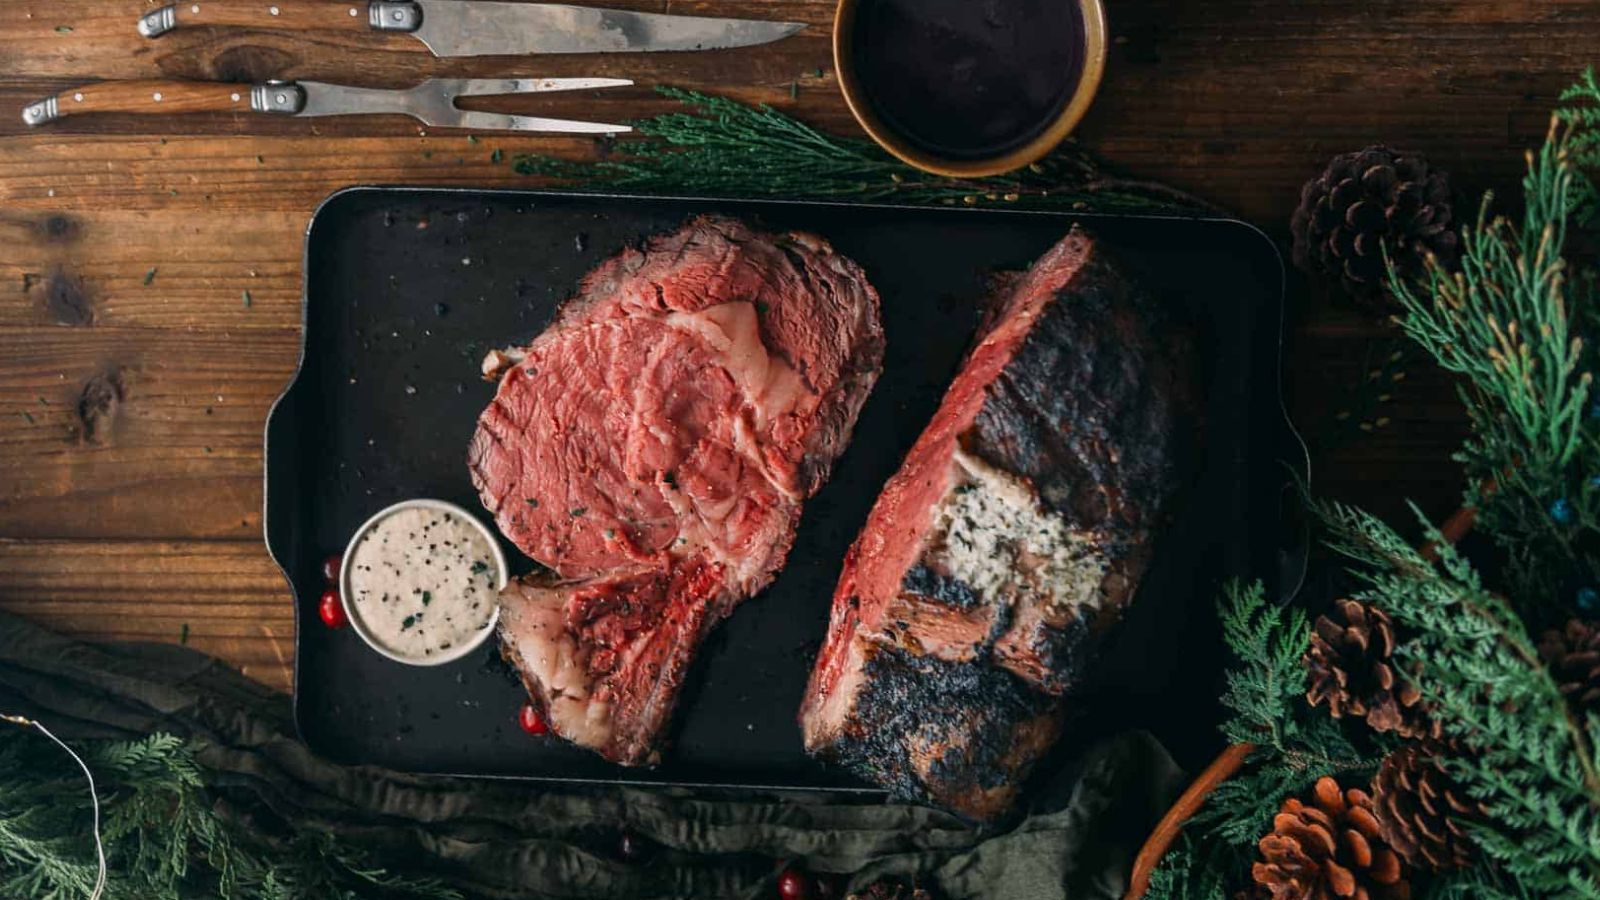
[137,0,806,57]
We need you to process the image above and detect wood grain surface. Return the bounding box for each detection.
[0,0,1591,693]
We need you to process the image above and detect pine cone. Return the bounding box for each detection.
[1371,742,1482,871]
[1305,598,1436,739]
[1253,777,1411,900]
[1538,619,1600,712]
[1289,145,1457,314]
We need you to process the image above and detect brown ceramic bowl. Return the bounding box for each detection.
[833,0,1107,178]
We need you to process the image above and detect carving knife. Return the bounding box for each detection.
[137,1,807,57]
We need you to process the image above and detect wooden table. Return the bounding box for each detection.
[0,0,1591,692]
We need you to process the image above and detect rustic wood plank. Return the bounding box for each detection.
[0,538,295,691]
[0,208,303,329]
[0,327,296,538]
[0,134,608,211]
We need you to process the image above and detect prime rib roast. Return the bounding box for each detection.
[469,216,885,765]
[798,227,1197,821]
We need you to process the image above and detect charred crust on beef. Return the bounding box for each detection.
[983,591,1016,649]
[1007,608,1094,695]
[966,250,1195,537]
[799,227,1198,822]
[821,648,1061,818]
[900,564,981,610]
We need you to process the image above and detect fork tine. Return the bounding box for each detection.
[447,78,634,97]
[448,110,632,135]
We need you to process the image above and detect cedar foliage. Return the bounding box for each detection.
[0,729,460,900]
[1147,69,1600,900]
[1143,584,1384,899]
[512,87,1212,212]
[1321,502,1600,896]
[1389,71,1600,617]
[1197,582,1379,850]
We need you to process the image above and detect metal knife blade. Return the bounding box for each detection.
[409,0,806,57]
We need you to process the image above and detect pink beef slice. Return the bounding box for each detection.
[470,216,884,765]
[798,227,1198,821]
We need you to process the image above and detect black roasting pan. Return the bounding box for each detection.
[265,188,1307,791]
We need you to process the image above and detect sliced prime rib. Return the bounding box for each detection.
[799,227,1197,820]
[470,216,884,765]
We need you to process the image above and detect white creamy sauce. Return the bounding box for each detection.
[348,507,498,659]
[925,450,1108,613]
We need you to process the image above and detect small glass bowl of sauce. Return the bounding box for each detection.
[834,0,1106,177]
[338,498,508,666]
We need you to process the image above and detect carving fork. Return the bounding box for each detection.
[22,77,633,134]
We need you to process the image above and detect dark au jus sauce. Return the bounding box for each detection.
[853,0,1085,160]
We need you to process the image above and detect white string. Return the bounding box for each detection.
[2,713,106,900]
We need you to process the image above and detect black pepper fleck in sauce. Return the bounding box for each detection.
[853,0,1085,160]
[347,507,499,658]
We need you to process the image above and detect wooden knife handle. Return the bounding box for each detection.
[21,81,305,125]
[137,1,421,37]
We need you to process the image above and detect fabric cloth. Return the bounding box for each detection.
[0,611,1184,899]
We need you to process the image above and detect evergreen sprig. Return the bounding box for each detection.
[1119,70,1600,900]
[1418,864,1543,900]
[1557,68,1600,224]
[0,728,108,899]
[0,729,462,900]
[1142,835,1231,900]
[1216,579,1310,749]
[1388,73,1600,617]
[512,87,1212,213]
[1319,498,1600,898]
[1193,583,1379,849]
[1144,582,1382,898]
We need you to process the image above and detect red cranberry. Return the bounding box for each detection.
[777,867,811,900]
[320,553,343,583]
[518,703,549,736]
[317,589,347,628]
